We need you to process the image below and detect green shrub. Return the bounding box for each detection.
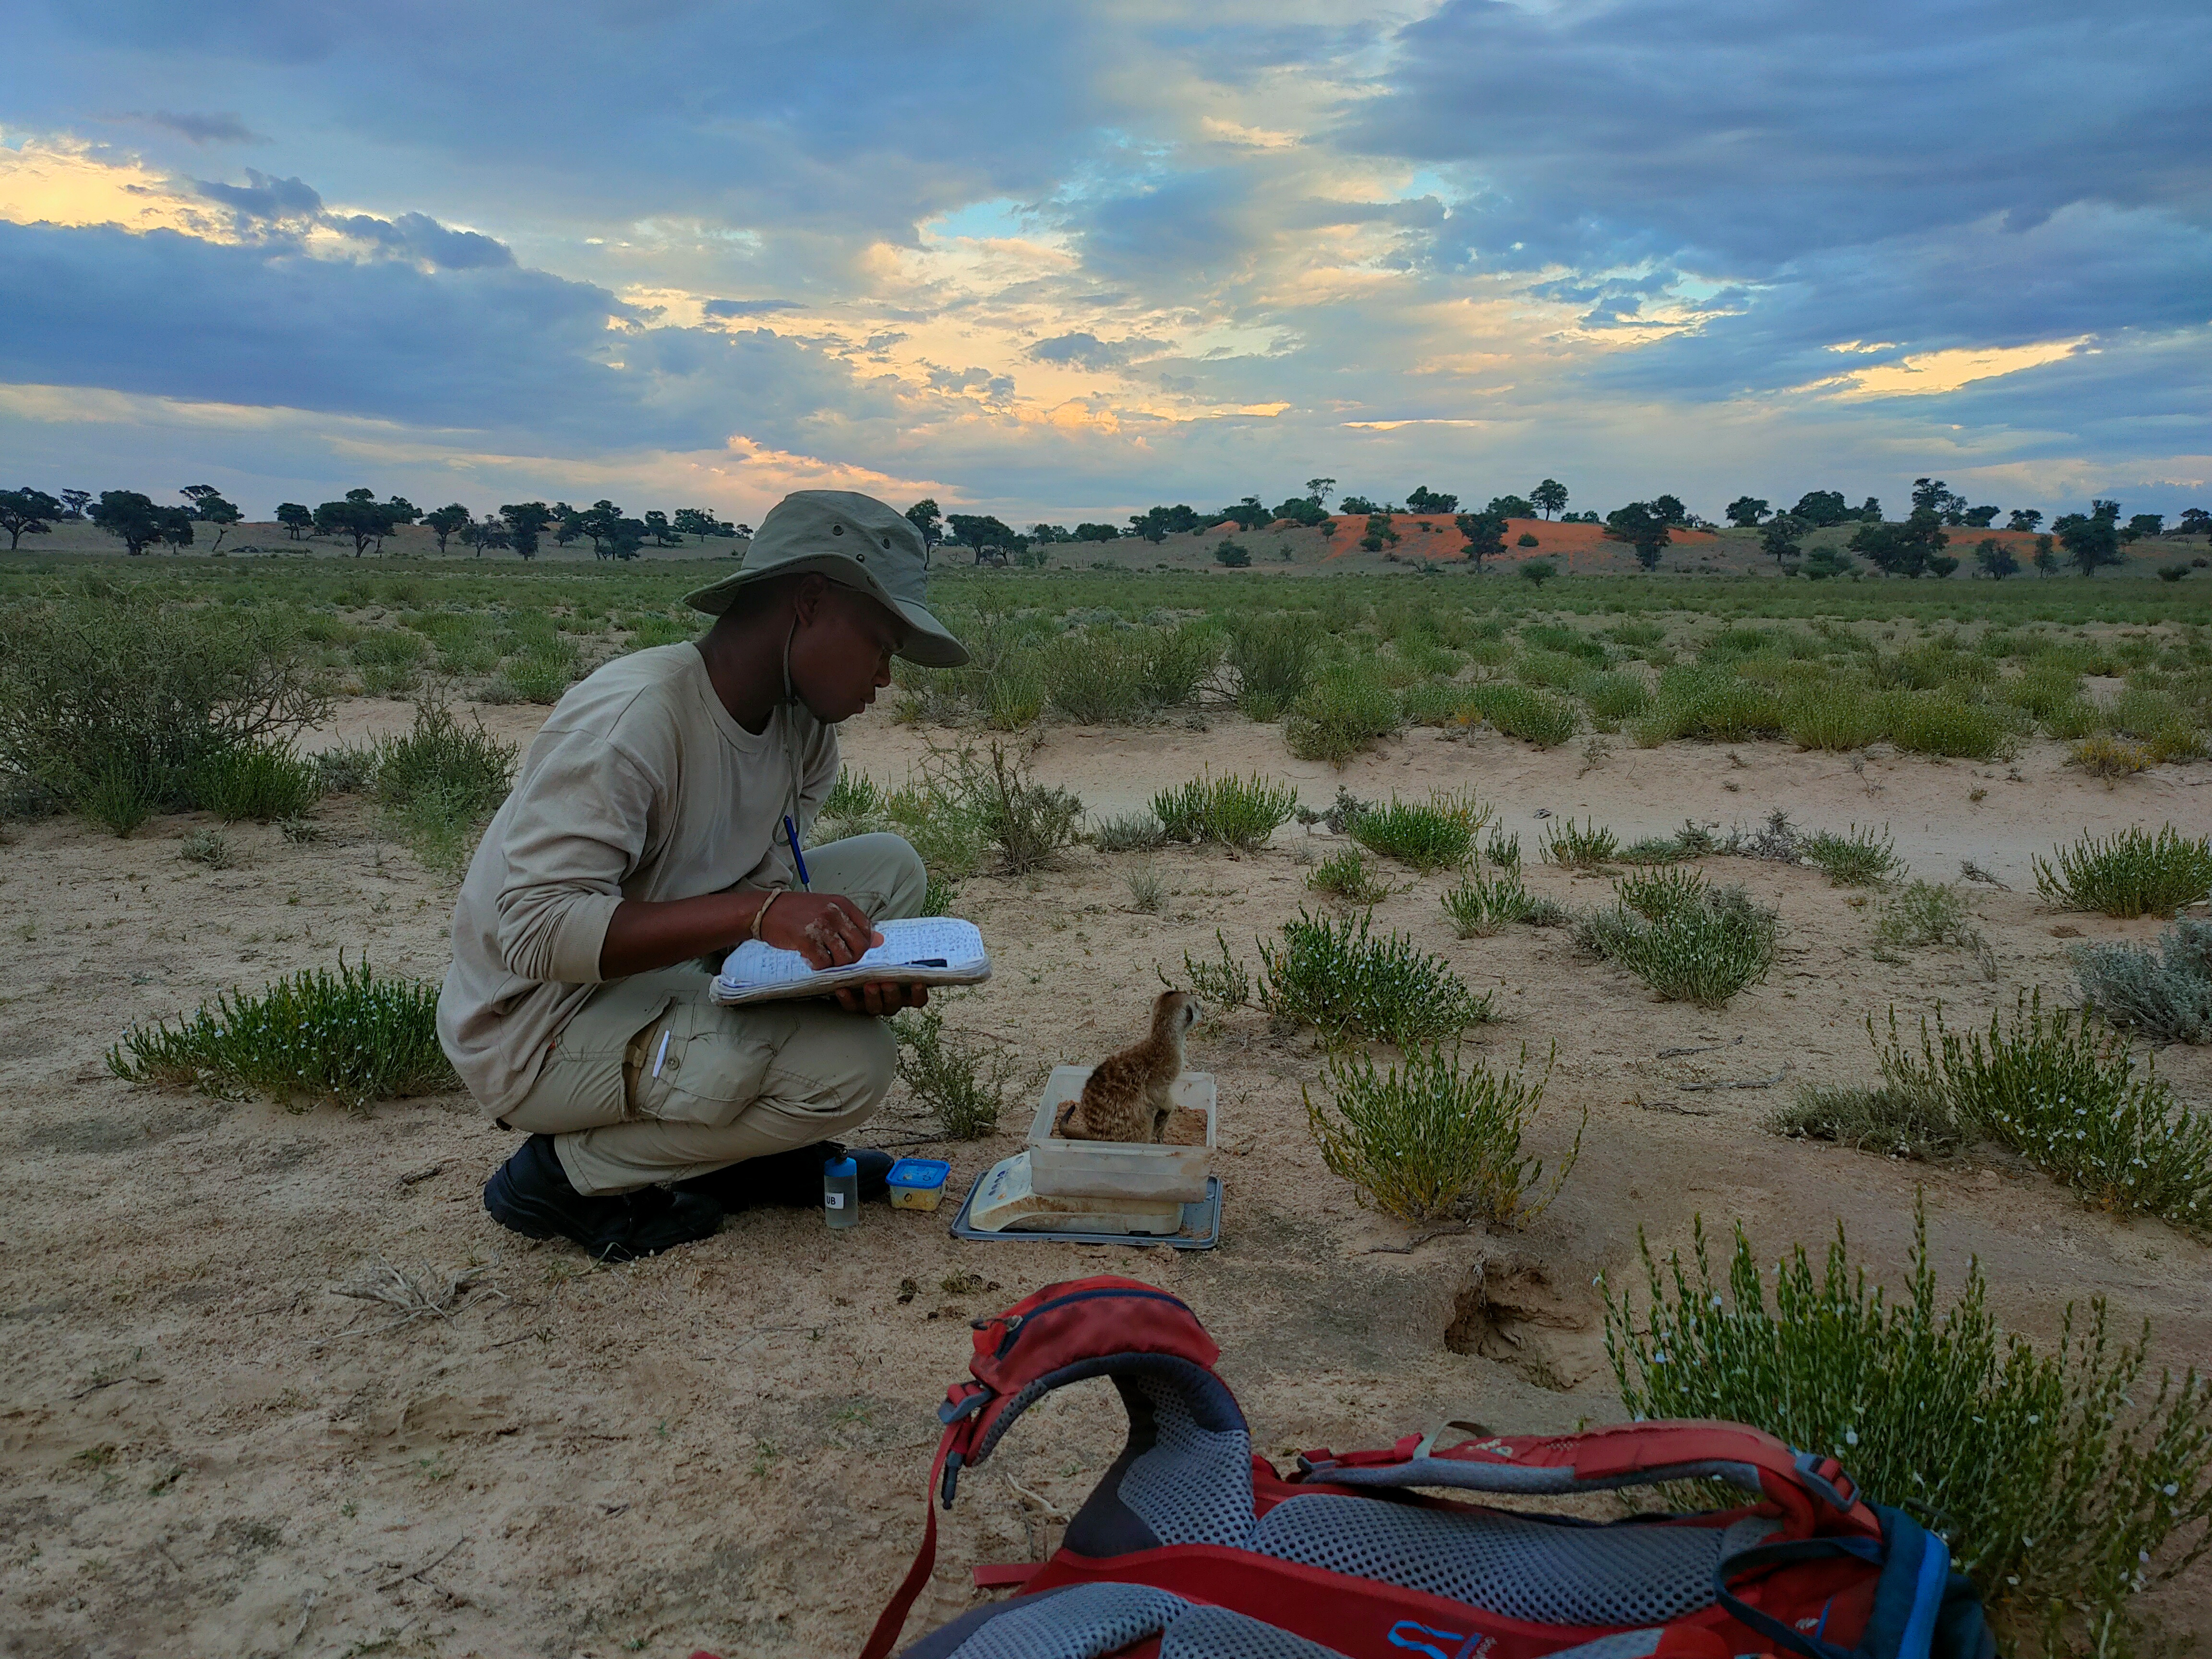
[2041,696,2104,741]
[1398,680,1470,727]
[1634,665,1784,745]
[1227,613,1320,721]
[1768,1082,1965,1160]
[1286,660,1401,764]
[1875,880,1983,951]
[1801,824,1899,887]
[313,743,379,795]
[1152,770,1299,850]
[1606,620,1667,648]
[83,757,160,837]
[371,703,519,877]
[1581,873,1779,1007]
[2000,664,2084,721]
[2071,922,2212,1044]
[1174,929,1251,1010]
[1780,683,1887,752]
[984,655,1047,729]
[1139,625,1221,709]
[1349,790,1488,871]
[193,744,324,823]
[2034,825,2212,918]
[1884,689,2019,760]
[818,767,885,834]
[961,741,1083,874]
[1521,623,1609,661]
[1617,834,1691,865]
[1539,816,1617,869]
[1124,863,1166,913]
[1306,1044,1574,1226]
[1092,809,1168,852]
[884,762,989,888]
[1465,683,1579,747]
[1603,1202,2212,1649]
[502,637,582,703]
[1308,847,1393,904]
[1513,648,1587,690]
[1484,827,1522,873]
[108,959,456,1109]
[1577,670,1652,727]
[1042,628,1150,723]
[179,827,232,869]
[1441,873,1533,937]
[1875,995,2212,1232]
[0,586,331,819]
[1258,909,1491,1047]
[890,1007,1014,1140]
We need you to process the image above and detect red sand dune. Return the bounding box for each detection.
[1301,514,1718,567]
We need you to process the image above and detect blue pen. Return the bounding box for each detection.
[783,814,811,891]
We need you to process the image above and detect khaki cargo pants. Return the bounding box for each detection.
[503,833,926,1195]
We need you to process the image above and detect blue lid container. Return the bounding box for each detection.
[886,1157,952,1211]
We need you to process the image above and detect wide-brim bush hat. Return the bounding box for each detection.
[683,490,968,667]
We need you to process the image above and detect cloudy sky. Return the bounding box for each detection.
[3,0,2206,528]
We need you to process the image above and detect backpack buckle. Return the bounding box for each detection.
[1791,1449,1859,1510]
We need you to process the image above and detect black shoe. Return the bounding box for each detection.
[672,1141,894,1212]
[484,1134,722,1261]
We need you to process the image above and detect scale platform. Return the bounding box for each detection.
[949,1165,1222,1250]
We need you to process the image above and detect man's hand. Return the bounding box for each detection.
[760,890,881,968]
[835,982,930,1016]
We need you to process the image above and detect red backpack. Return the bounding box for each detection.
[855,1275,1995,1659]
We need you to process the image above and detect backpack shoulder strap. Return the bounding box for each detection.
[860,1277,1243,1659]
[1296,1419,1881,1540]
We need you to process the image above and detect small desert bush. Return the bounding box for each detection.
[1041,628,1150,723]
[812,766,886,841]
[1138,624,1221,709]
[1398,679,1470,727]
[1800,824,1899,887]
[962,741,1083,874]
[313,742,380,796]
[1616,835,1691,865]
[1780,683,1887,752]
[1348,790,1488,871]
[1308,846,1393,904]
[1259,910,1491,1048]
[1581,872,1779,1008]
[2070,733,2153,781]
[1883,689,2020,761]
[372,703,519,877]
[1539,816,1617,869]
[1092,809,1168,852]
[1875,996,2212,1232]
[108,959,455,1109]
[1464,682,1578,747]
[1227,613,1320,721]
[2034,826,2212,919]
[1769,1082,1965,1161]
[1577,670,1653,727]
[0,585,331,820]
[1174,929,1251,1010]
[1123,863,1167,913]
[1306,1044,1575,1226]
[1603,1203,2212,1649]
[1286,660,1401,765]
[193,744,324,823]
[890,1007,1015,1140]
[179,827,233,869]
[2072,923,2212,1044]
[1484,827,1522,873]
[1152,770,1299,850]
[1633,665,1783,745]
[1875,880,1982,951]
[1441,873,1534,937]
[883,762,990,889]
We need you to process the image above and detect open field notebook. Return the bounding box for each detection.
[710,916,991,1007]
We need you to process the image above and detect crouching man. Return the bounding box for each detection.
[437,491,967,1260]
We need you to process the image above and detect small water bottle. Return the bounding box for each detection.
[823,1154,860,1229]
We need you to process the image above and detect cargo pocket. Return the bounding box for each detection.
[508,978,684,1136]
[631,998,783,1130]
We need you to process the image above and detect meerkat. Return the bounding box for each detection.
[1055,989,1204,1143]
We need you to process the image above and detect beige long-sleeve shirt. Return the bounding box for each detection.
[437,643,837,1117]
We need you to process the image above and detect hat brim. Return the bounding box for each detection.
[682,557,969,668]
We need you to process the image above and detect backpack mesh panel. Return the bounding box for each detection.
[1157,1604,1351,1659]
[942,1583,1186,1659]
[1245,1495,1776,1627]
[1114,1375,1254,1547]
[1536,1633,1667,1659]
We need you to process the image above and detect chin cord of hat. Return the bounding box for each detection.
[780,614,805,875]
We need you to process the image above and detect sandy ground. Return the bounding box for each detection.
[4,699,2210,1658]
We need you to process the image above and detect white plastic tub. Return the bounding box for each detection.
[1026,1065,1215,1203]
